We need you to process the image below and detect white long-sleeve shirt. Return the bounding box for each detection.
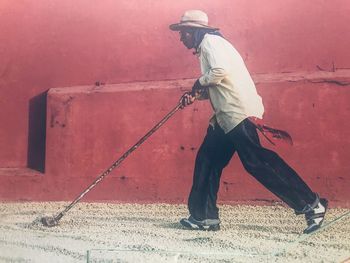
[197,34,264,133]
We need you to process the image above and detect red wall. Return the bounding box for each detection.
[0,1,349,205]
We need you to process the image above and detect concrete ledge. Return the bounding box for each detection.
[253,69,350,85]
[0,168,43,177]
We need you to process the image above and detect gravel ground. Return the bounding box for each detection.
[0,202,349,263]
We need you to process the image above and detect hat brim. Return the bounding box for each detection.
[169,22,219,31]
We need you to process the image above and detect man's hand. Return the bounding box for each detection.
[180,92,196,109]
[179,79,207,109]
[191,79,204,96]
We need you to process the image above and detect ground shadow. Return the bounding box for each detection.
[27,91,47,173]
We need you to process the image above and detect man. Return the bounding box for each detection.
[169,10,327,234]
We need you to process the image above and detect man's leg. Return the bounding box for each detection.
[229,119,327,233]
[186,125,235,222]
[228,119,316,210]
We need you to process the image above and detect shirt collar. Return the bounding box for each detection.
[195,34,209,57]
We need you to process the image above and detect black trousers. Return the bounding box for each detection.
[188,118,316,220]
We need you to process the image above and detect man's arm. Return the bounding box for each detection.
[181,37,228,108]
[198,37,228,87]
[198,67,227,86]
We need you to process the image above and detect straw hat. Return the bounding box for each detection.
[169,10,219,31]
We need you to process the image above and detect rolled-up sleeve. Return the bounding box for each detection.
[199,67,227,86]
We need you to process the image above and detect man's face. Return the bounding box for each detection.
[179,29,195,49]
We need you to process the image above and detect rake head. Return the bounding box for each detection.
[41,216,59,227]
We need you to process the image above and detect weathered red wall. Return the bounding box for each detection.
[0,1,349,205]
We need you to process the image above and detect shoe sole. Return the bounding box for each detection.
[180,219,220,231]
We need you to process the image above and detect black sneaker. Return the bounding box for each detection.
[180,216,220,231]
[303,198,328,234]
